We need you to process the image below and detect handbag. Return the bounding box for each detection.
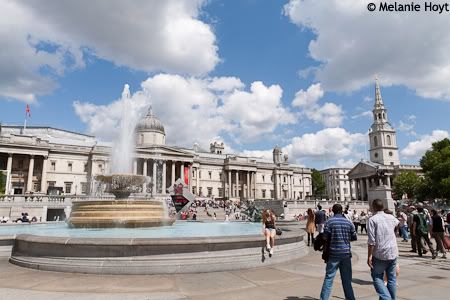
[444,235,450,250]
[276,228,282,235]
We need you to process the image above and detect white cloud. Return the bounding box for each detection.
[74,75,294,148]
[398,121,414,132]
[364,96,373,103]
[283,127,366,162]
[284,0,450,100]
[292,83,344,127]
[401,130,449,159]
[335,158,358,168]
[351,110,372,119]
[240,150,273,160]
[1,0,218,102]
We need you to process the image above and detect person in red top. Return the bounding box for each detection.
[446,211,450,234]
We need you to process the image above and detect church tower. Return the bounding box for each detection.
[368,77,400,166]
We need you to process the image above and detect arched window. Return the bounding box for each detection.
[374,136,378,147]
[387,135,391,145]
[140,134,144,144]
[383,113,386,119]
[378,113,381,120]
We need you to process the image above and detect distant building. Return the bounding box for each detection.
[348,78,422,206]
[0,107,312,201]
[319,168,356,201]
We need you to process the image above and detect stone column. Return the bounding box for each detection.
[358,179,363,201]
[365,178,370,201]
[171,161,175,187]
[162,160,167,193]
[133,159,138,175]
[180,163,184,183]
[41,156,48,193]
[349,179,353,201]
[252,172,256,198]
[6,153,13,195]
[196,167,200,195]
[228,170,232,198]
[143,159,148,176]
[152,160,157,194]
[235,171,239,198]
[387,176,391,188]
[246,172,250,199]
[27,155,35,192]
[188,164,192,191]
[278,174,282,199]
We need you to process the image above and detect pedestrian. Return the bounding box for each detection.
[413,203,437,259]
[359,211,367,234]
[352,210,360,232]
[367,199,399,300]
[397,210,408,242]
[262,209,276,257]
[430,209,447,259]
[315,205,326,234]
[306,208,316,246]
[319,204,357,300]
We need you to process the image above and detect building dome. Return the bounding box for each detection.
[136,106,165,134]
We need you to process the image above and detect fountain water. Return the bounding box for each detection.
[67,85,174,228]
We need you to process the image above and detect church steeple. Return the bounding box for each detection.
[368,76,400,166]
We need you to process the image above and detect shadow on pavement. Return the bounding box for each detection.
[283,297,319,300]
[352,278,373,285]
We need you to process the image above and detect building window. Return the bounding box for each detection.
[81,182,88,194]
[98,164,103,173]
[374,152,378,158]
[262,189,266,198]
[207,187,212,197]
[33,182,40,192]
[219,172,222,180]
[387,135,391,145]
[218,188,223,197]
[374,136,378,147]
[192,187,196,195]
[262,175,265,182]
[198,187,202,196]
[64,182,72,194]
[208,171,212,179]
[389,151,393,156]
[84,163,88,173]
[270,190,274,198]
[299,179,302,185]
[283,176,286,183]
[47,181,56,187]
[68,162,73,172]
[50,161,56,171]
[199,171,201,179]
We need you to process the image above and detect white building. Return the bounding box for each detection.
[319,168,356,201]
[0,108,312,202]
[348,78,422,208]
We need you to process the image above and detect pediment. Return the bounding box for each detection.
[348,161,378,178]
[136,145,194,158]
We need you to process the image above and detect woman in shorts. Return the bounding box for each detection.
[262,209,276,257]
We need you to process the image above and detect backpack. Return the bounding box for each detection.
[416,213,429,235]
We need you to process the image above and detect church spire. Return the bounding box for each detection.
[374,75,384,109]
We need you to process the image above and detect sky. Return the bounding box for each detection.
[1,0,449,169]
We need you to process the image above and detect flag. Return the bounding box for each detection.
[25,104,31,117]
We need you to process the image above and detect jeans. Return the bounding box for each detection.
[400,225,408,241]
[371,257,397,300]
[320,256,355,300]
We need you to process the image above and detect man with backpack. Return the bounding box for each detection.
[413,203,437,259]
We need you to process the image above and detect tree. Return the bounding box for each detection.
[0,172,6,195]
[393,171,420,199]
[311,169,326,198]
[420,138,450,203]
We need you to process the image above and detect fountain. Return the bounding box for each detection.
[3,85,307,274]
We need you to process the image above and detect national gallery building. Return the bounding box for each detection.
[0,109,312,202]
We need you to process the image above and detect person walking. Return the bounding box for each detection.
[360,211,368,234]
[352,210,360,233]
[413,203,437,259]
[430,209,447,259]
[306,208,316,246]
[397,210,408,242]
[262,209,276,257]
[367,199,399,300]
[319,204,357,300]
[315,205,326,234]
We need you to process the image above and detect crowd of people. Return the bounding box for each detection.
[308,200,449,300]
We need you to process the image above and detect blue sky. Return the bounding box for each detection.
[1,0,449,169]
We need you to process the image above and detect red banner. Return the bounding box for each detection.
[184,167,189,185]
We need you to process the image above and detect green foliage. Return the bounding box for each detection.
[0,172,6,195]
[311,169,326,198]
[393,171,420,200]
[419,138,450,203]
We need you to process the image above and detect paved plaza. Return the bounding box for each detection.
[0,233,448,300]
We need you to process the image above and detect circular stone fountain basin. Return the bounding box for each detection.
[5,222,307,274]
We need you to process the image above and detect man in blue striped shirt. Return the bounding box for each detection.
[320,204,357,300]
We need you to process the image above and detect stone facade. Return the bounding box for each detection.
[319,168,356,201]
[0,109,312,202]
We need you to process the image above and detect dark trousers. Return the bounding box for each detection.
[410,230,426,252]
[417,231,435,255]
[307,233,314,245]
[360,224,367,234]
[353,222,359,232]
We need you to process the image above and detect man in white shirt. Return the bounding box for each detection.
[367,199,399,300]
